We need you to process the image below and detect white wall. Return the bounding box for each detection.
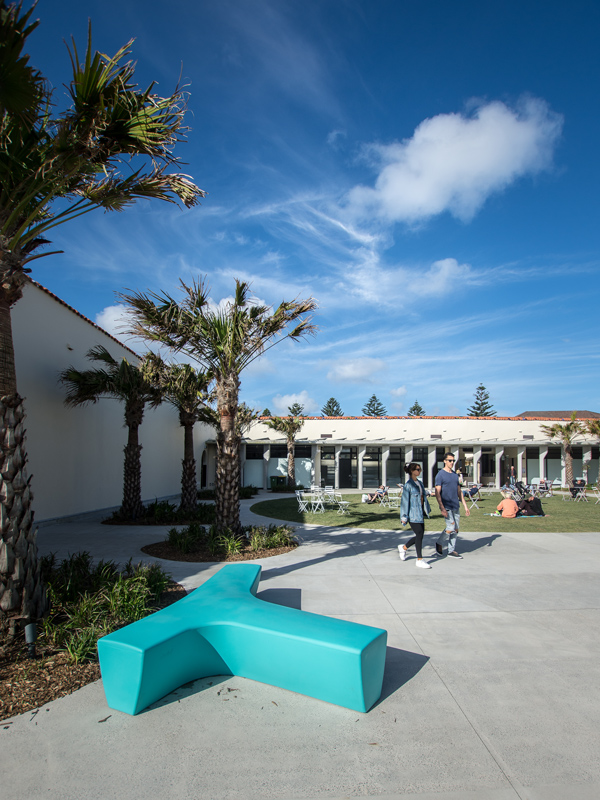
[12,281,206,521]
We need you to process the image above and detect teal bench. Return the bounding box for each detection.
[97,563,387,715]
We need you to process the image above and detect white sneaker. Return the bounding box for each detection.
[398,545,407,561]
[416,559,431,569]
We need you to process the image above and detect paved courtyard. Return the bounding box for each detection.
[2,496,600,800]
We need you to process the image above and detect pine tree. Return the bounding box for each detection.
[321,398,343,416]
[261,408,272,417]
[407,400,425,417]
[467,384,496,417]
[362,395,387,416]
[288,402,305,417]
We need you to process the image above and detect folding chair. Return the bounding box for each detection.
[333,492,350,515]
[310,492,325,513]
[323,485,335,502]
[573,480,588,502]
[591,485,600,505]
[386,489,401,509]
[463,484,480,510]
[296,491,309,513]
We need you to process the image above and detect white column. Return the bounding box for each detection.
[263,443,271,490]
[583,445,592,484]
[427,445,436,489]
[473,446,482,485]
[312,444,320,488]
[381,445,390,487]
[334,445,342,489]
[357,444,366,490]
[561,448,566,488]
[495,447,504,489]
[405,446,413,469]
[538,446,548,480]
[517,445,526,482]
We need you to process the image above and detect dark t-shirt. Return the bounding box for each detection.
[435,469,460,511]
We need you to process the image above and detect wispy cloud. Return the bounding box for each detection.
[327,357,386,384]
[345,97,563,224]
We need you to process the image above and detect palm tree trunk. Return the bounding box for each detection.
[564,448,574,487]
[0,394,48,634]
[121,423,144,520]
[180,421,197,512]
[215,374,241,533]
[287,436,295,488]
[0,289,48,634]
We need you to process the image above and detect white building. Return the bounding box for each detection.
[9,280,599,520]
[11,279,212,521]
[234,415,600,491]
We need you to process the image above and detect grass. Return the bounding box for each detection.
[250,493,600,533]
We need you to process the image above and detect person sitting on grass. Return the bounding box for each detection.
[518,495,546,516]
[496,491,519,518]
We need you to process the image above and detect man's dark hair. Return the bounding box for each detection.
[443,452,454,460]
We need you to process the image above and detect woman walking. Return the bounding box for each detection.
[399,462,432,569]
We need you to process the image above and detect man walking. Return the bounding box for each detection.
[435,453,470,558]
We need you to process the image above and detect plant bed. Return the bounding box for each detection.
[0,585,186,723]
[141,523,299,562]
[102,498,216,526]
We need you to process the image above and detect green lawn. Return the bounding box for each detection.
[250,493,600,533]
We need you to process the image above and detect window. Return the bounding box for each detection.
[294,444,311,458]
[245,444,264,460]
[269,444,287,459]
[339,446,357,488]
[362,447,381,488]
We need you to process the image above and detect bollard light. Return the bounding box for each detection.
[24,622,37,659]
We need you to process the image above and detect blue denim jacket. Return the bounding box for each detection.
[400,478,431,524]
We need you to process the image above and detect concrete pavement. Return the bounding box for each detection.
[2,494,600,800]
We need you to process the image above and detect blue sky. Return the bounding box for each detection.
[25,0,600,417]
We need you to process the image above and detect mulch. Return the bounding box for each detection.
[0,582,187,723]
[141,540,298,562]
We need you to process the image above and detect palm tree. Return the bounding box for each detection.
[0,3,202,627]
[141,353,212,512]
[60,346,162,520]
[540,412,583,487]
[121,278,317,533]
[265,415,305,487]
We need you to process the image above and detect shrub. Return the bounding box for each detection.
[39,552,173,664]
[166,523,206,554]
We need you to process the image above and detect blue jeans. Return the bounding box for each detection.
[437,509,460,554]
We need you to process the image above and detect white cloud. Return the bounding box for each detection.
[327,357,385,383]
[390,386,407,397]
[271,390,318,415]
[346,97,563,224]
[95,304,130,338]
[341,256,472,307]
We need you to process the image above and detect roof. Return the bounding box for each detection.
[518,411,600,420]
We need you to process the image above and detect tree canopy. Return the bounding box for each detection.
[407,400,425,417]
[362,395,387,416]
[321,397,343,416]
[467,385,496,417]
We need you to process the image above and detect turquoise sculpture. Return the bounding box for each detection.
[97,563,387,715]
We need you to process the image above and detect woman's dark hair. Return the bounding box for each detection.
[404,461,421,475]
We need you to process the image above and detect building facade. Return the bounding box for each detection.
[233,416,600,491]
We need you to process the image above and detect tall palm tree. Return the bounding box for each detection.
[0,2,202,627]
[121,278,317,533]
[540,412,583,487]
[141,353,212,512]
[60,346,162,520]
[265,415,305,487]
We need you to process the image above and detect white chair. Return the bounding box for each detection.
[309,492,325,513]
[463,484,481,510]
[323,485,335,501]
[333,493,350,515]
[591,485,600,505]
[386,489,401,508]
[295,491,309,513]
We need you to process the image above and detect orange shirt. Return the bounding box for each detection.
[497,498,519,518]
